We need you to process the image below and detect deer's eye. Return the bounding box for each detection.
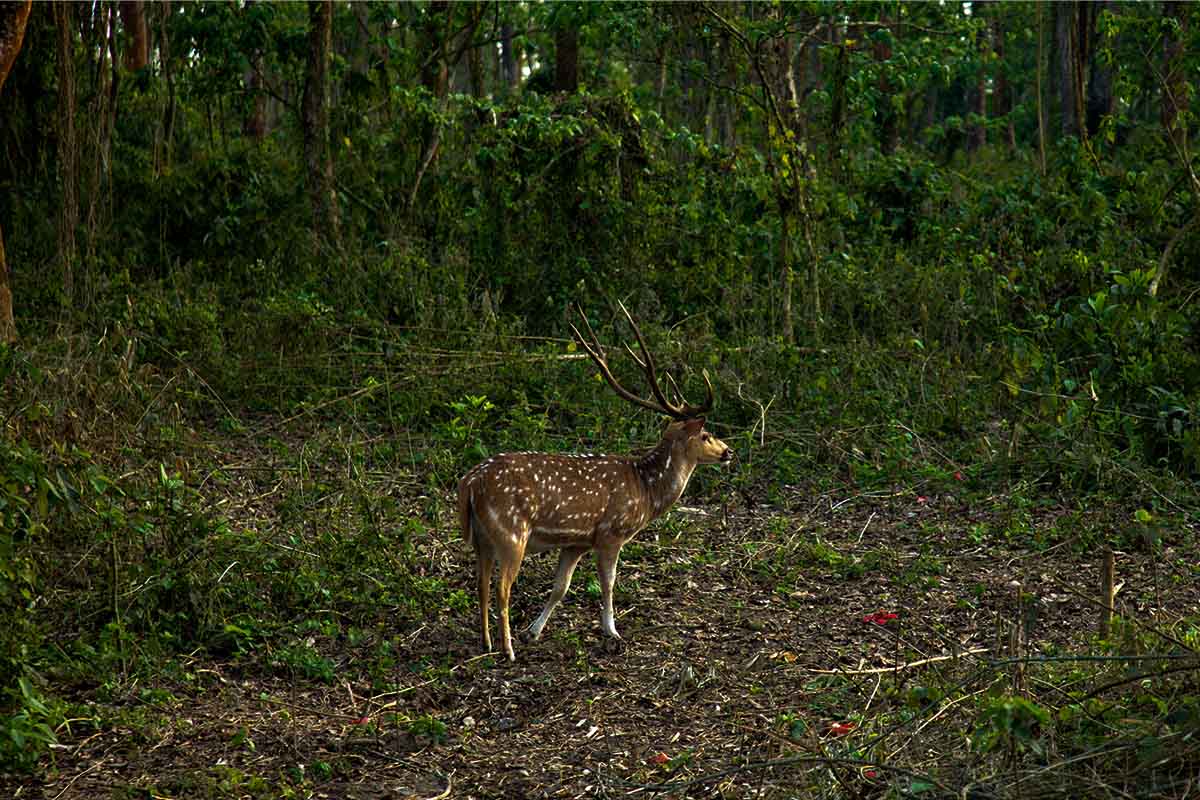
[701,433,710,442]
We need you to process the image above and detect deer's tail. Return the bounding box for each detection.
[458,481,474,548]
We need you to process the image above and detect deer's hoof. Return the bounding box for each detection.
[600,636,627,656]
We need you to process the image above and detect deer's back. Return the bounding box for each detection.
[460,452,649,549]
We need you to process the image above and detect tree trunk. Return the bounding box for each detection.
[718,30,738,148]
[55,1,79,306]
[779,203,794,345]
[1161,1,1189,154]
[500,23,518,93]
[408,1,452,215]
[157,0,176,174]
[0,0,32,343]
[83,2,117,266]
[420,1,450,96]
[873,14,898,156]
[967,1,989,153]
[1055,2,1080,139]
[829,33,848,171]
[242,0,267,141]
[302,0,341,252]
[554,24,578,93]
[351,1,370,81]
[119,0,148,72]
[1036,0,1047,170]
[1073,2,1092,139]
[1085,1,1113,139]
[993,9,1016,152]
[467,32,484,99]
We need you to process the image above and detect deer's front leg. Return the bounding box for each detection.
[527,546,588,640]
[596,547,623,639]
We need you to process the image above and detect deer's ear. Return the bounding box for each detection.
[684,417,705,436]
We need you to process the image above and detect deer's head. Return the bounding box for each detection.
[665,417,732,465]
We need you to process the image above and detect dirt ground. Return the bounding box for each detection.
[7,474,1200,799]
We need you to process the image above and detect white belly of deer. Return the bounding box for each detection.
[527,527,593,552]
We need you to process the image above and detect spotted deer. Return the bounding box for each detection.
[458,304,732,661]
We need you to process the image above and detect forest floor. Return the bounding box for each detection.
[7,423,1200,800]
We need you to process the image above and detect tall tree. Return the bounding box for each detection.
[302,0,341,251]
[554,24,578,93]
[55,1,79,305]
[242,0,268,141]
[707,4,823,344]
[1160,1,1189,154]
[119,0,148,72]
[993,6,1016,151]
[1055,1,1080,138]
[1035,0,1047,169]
[873,11,899,156]
[500,21,519,93]
[0,0,31,343]
[967,2,990,154]
[1085,1,1113,138]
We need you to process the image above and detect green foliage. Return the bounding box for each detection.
[0,677,62,773]
[972,695,1052,757]
[0,0,1198,786]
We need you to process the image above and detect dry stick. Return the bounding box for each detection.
[617,754,948,796]
[990,654,1197,665]
[368,652,497,707]
[52,757,110,800]
[1052,577,1196,654]
[1080,662,1200,704]
[1099,547,1115,639]
[805,648,989,676]
[257,694,365,721]
[887,685,994,762]
[144,338,239,424]
[854,510,876,544]
[891,420,964,472]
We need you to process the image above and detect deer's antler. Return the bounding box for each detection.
[570,302,713,420]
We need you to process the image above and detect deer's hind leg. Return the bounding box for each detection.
[473,526,496,654]
[494,523,529,662]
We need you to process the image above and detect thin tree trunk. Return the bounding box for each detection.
[351,1,370,80]
[993,9,1015,152]
[779,204,794,345]
[157,0,176,174]
[719,30,737,148]
[1085,1,1113,139]
[1036,0,1047,171]
[829,23,847,174]
[500,23,518,92]
[967,1,989,153]
[55,1,79,307]
[0,0,31,343]
[873,12,898,155]
[1161,1,1189,154]
[242,0,267,141]
[84,2,117,270]
[302,0,341,252]
[1072,2,1092,139]
[408,1,452,216]
[1055,1,1079,138]
[467,34,484,99]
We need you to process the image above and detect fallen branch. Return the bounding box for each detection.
[806,648,989,675]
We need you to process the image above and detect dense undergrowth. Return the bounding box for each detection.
[1,3,1198,790]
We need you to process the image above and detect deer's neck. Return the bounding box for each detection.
[634,439,695,518]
